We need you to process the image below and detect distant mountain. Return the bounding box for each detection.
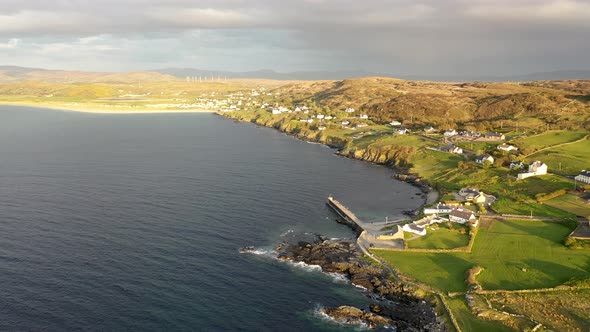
[152,68,386,81]
[1,65,589,83]
[0,66,177,83]
[154,67,590,82]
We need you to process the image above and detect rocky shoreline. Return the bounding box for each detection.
[273,234,446,331]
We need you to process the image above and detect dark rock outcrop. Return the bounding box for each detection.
[275,235,446,331]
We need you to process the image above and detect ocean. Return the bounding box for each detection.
[0,106,422,331]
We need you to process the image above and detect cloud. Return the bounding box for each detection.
[464,0,590,25]
[0,38,19,49]
[0,0,589,75]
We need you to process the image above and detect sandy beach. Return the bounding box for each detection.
[0,102,216,114]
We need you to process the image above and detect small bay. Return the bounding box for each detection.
[0,106,422,331]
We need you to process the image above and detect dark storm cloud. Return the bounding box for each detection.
[0,0,589,75]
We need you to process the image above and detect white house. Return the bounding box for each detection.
[318,126,326,131]
[575,170,590,185]
[359,114,369,119]
[271,109,282,115]
[402,223,426,236]
[317,114,325,119]
[497,144,518,152]
[424,203,454,215]
[517,161,548,180]
[475,155,495,165]
[442,145,463,154]
[345,107,356,113]
[459,188,480,201]
[389,120,402,126]
[356,123,368,128]
[395,128,410,135]
[443,129,458,137]
[449,209,477,224]
[325,115,334,120]
[341,120,350,125]
[424,126,437,133]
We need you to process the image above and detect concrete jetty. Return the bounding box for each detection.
[326,196,365,233]
[327,195,405,249]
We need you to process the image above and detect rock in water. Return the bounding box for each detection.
[322,305,392,329]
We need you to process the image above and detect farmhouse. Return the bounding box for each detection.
[345,107,355,113]
[497,144,518,152]
[389,120,402,126]
[475,155,495,165]
[459,130,481,138]
[449,209,477,224]
[359,114,369,119]
[574,170,590,185]
[517,161,548,180]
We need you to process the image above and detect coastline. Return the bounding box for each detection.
[0,102,216,114]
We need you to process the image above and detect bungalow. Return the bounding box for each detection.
[575,170,590,185]
[271,109,282,115]
[517,161,548,180]
[473,193,487,204]
[459,187,480,201]
[345,107,356,113]
[341,120,350,125]
[497,143,518,152]
[449,208,477,224]
[389,120,402,126]
[509,161,525,170]
[442,145,463,154]
[443,129,458,137]
[475,155,495,165]
[317,114,325,119]
[459,130,481,138]
[424,203,454,215]
[325,115,334,120]
[306,118,314,123]
[424,126,437,133]
[402,223,426,236]
[395,128,410,135]
[483,132,506,141]
[359,114,369,119]
[318,126,326,131]
[356,123,368,128]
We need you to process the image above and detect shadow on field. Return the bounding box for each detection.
[524,258,589,286]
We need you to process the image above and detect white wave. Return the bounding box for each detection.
[289,261,323,273]
[326,272,349,284]
[312,304,370,330]
[280,229,294,237]
[352,283,368,291]
[239,247,277,258]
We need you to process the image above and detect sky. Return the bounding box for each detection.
[0,0,589,76]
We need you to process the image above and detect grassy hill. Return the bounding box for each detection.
[270,77,590,131]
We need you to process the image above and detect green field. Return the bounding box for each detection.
[528,137,590,176]
[406,224,471,249]
[374,219,589,293]
[545,194,590,218]
[485,289,590,332]
[513,130,588,155]
[446,297,515,332]
[491,197,577,219]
